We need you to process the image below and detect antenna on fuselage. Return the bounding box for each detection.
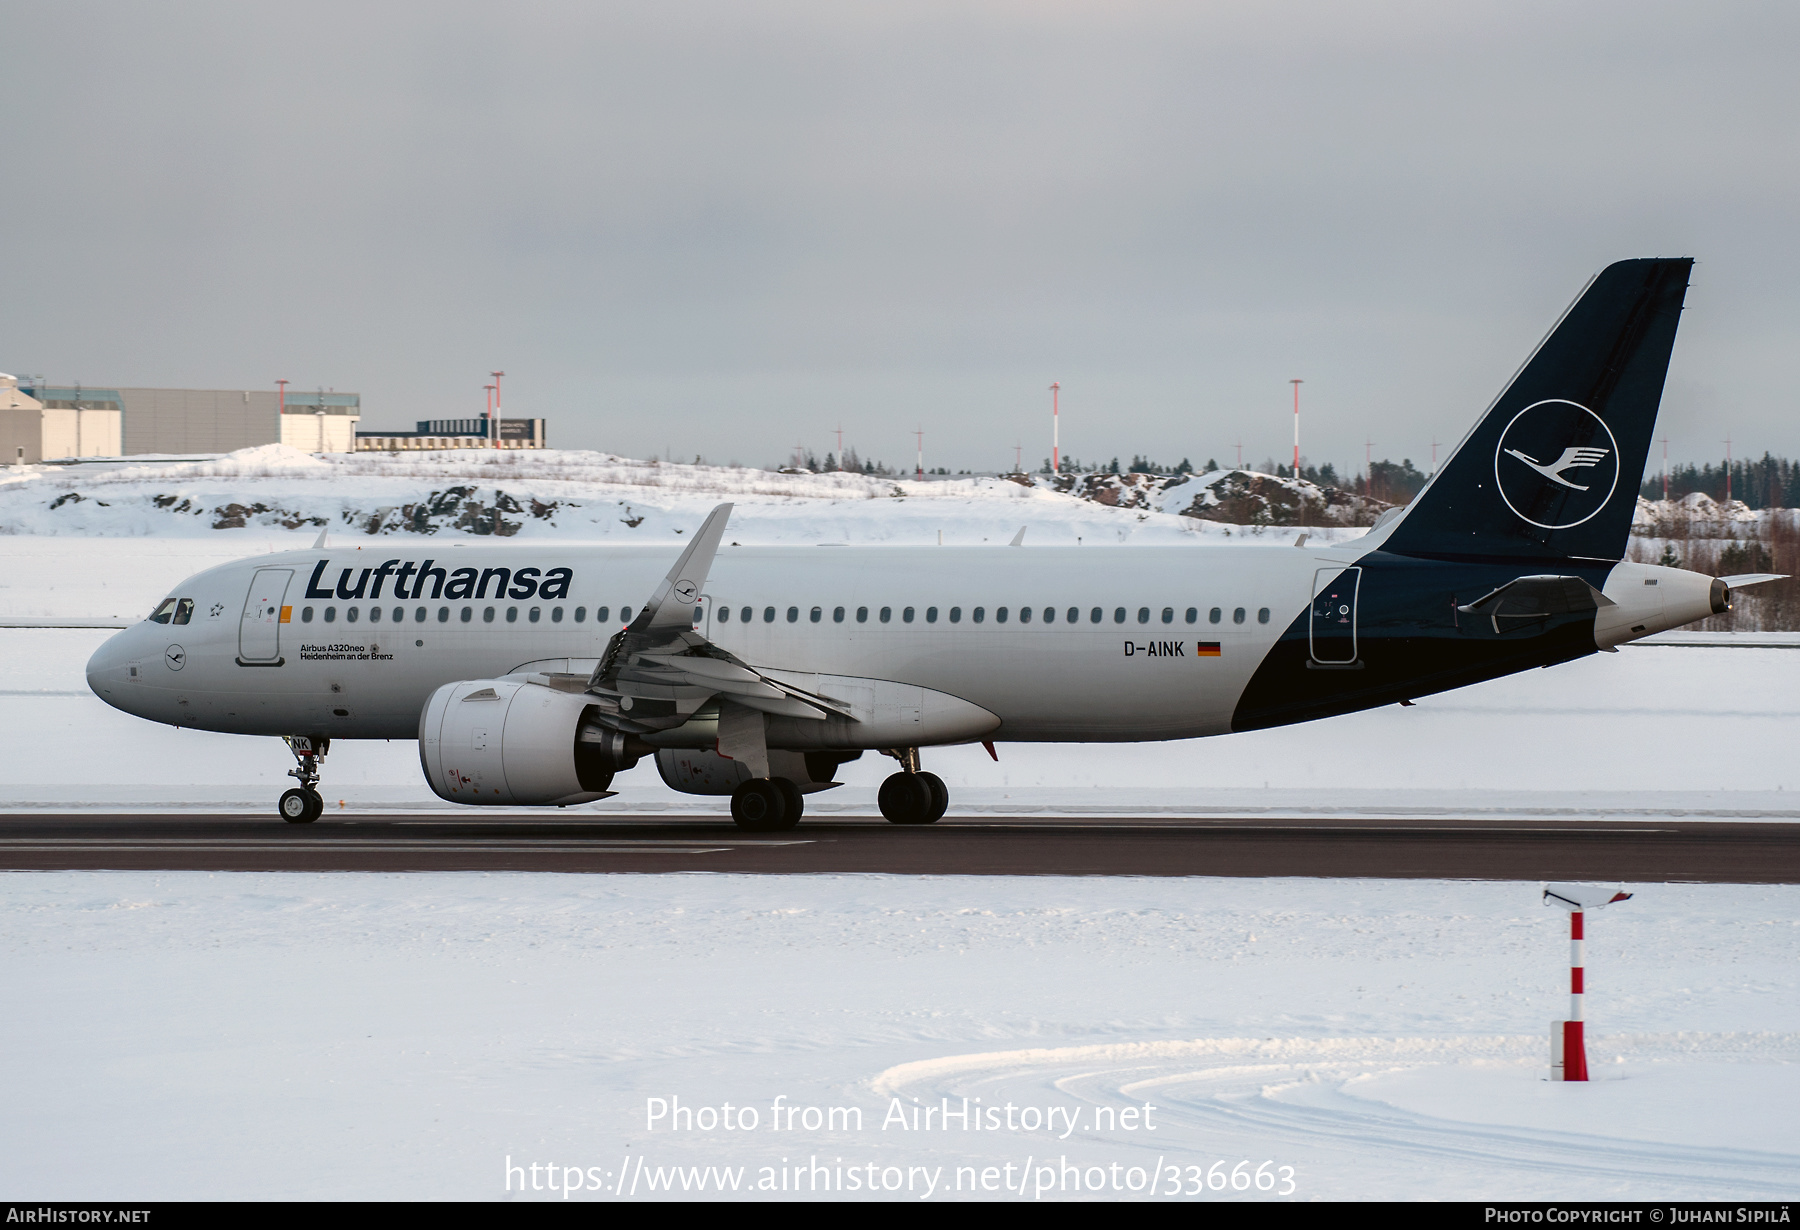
[312,526,329,550]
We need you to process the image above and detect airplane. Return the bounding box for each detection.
[85,258,1783,831]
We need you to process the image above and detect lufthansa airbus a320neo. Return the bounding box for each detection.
[86,259,1777,830]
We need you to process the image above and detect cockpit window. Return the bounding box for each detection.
[172,599,195,626]
[148,599,178,624]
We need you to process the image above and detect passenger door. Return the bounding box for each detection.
[1309,567,1361,665]
[238,568,293,665]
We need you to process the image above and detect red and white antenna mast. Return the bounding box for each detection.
[1365,437,1374,497]
[276,379,288,419]
[834,424,844,469]
[913,428,925,479]
[1290,378,1303,478]
[1661,436,1669,502]
[1049,382,1060,475]
[490,370,505,449]
[1724,435,1732,504]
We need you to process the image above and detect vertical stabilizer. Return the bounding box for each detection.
[1382,258,1692,561]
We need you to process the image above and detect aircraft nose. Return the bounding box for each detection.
[86,629,139,710]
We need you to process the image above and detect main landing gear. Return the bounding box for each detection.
[278,735,330,824]
[878,747,948,825]
[730,777,804,833]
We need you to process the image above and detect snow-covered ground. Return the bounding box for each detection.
[0,872,1792,1201]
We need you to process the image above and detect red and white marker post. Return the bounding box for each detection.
[1543,883,1632,1081]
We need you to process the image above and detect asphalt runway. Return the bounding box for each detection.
[0,813,1796,881]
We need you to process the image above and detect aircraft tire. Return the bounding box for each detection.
[280,788,319,825]
[918,771,949,823]
[772,777,805,823]
[878,772,935,825]
[731,779,794,832]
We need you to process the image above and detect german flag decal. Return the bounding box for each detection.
[1196,642,1221,657]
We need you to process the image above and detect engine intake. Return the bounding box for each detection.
[419,678,647,806]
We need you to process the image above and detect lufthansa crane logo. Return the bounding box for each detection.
[1493,399,1619,530]
[673,578,699,604]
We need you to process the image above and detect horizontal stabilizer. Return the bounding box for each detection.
[1457,574,1612,635]
[1718,573,1788,589]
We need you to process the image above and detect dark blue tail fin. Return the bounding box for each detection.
[1382,258,1692,562]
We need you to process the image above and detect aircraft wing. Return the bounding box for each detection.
[584,503,858,733]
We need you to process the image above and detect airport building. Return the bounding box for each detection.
[0,375,124,463]
[0,380,361,460]
[355,417,547,451]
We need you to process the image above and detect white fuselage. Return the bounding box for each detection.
[86,541,1334,744]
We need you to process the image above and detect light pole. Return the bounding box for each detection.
[276,380,288,442]
[914,428,924,480]
[1049,382,1060,475]
[1290,378,1303,479]
[491,370,506,449]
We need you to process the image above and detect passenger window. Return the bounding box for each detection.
[880,606,892,623]
[173,598,194,625]
[529,607,541,623]
[949,607,962,623]
[833,606,845,623]
[973,607,985,623]
[325,607,337,623]
[1209,607,1222,624]
[1068,607,1080,624]
[1161,607,1174,624]
[460,607,472,622]
[1043,607,1055,623]
[809,606,821,623]
[1233,607,1246,624]
[787,606,800,623]
[764,607,776,623]
[369,606,382,623]
[1137,607,1149,624]
[1090,607,1103,623]
[551,607,563,623]
[149,599,177,624]
[1186,607,1198,624]
[483,607,496,623]
[903,606,915,623]
[506,607,519,623]
[1113,608,1126,624]
[438,607,450,623]
[1019,607,1031,624]
[718,606,731,622]
[856,606,869,623]
[621,607,633,622]
[926,606,938,623]
[579,606,592,623]
[392,607,403,622]
[1258,607,1271,624]
[347,607,360,623]
[997,607,1009,623]
[416,607,427,622]
[301,607,314,623]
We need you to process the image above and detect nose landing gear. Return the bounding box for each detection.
[878,747,948,825]
[279,735,329,824]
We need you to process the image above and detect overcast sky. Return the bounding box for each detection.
[3,2,1797,474]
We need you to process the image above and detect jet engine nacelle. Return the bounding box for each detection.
[419,678,641,806]
[655,748,861,796]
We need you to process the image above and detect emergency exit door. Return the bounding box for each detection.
[238,568,293,665]
[1310,567,1361,664]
